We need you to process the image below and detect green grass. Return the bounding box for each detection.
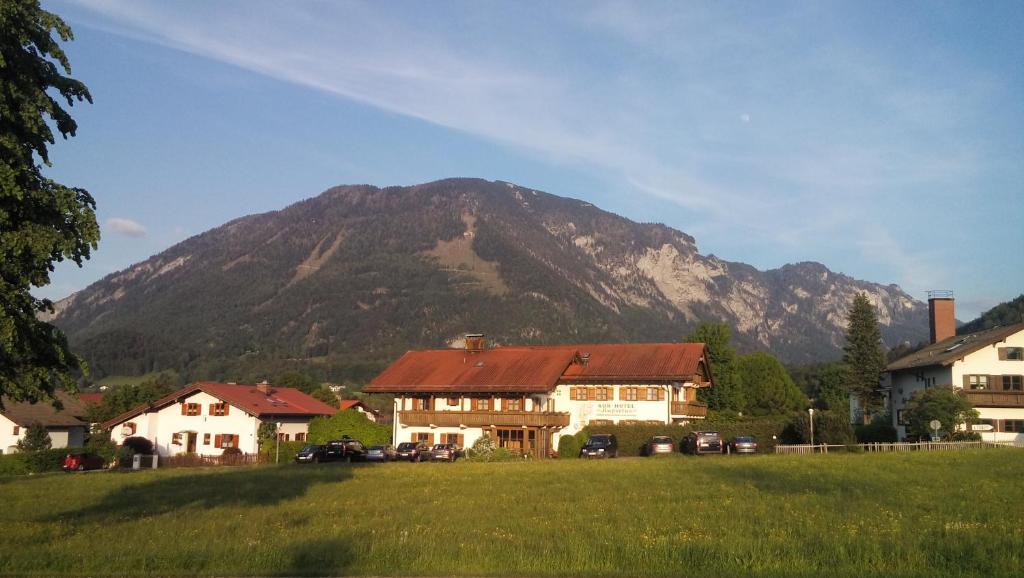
[1,451,1021,577]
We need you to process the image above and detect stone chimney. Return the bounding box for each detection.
[928,290,955,344]
[257,380,271,395]
[465,334,486,353]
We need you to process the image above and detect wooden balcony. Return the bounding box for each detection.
[964,391,1024,408]
[671,401,708,418]
[399,410,570,428]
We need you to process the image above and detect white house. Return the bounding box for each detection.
[363,335,712,458]
[0,391,88,454]
[884,293,1024,442]
[102,381,338,456]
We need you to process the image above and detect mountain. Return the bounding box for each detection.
[49,178,928,382]
[958,294,1024,334]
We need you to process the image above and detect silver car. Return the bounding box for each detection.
[647,436,675,455]
[729,435,758,454]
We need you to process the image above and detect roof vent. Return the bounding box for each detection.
[581,352,591,365]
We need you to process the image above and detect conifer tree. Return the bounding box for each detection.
[16,421,51,452]
[685,322,745,412]
[842,293,886,422]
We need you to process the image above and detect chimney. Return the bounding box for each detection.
[927,290,955,344]
[465,334,486,353]
[257,380,271,395]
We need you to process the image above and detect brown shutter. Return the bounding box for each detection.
[457,434,464,447]
[962,375,971,388]
[181,403,187,415]
[223,404,229,416]
[214,434,222,448]
[209,404,216,415]
[587,388,596,401]
[998,348,1008,361]
[427,433,435,445]
[658,388,666,401]
[994,375,1004,390]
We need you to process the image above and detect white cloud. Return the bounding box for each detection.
[105,217,147,237]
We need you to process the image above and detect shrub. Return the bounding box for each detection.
[222,447,243,456]
[949,430,981,442]
[557,431,583,458]
[307,410,391,446]
[259,440,306,462]
[792,410,856,445]
[22,449,69,473]
[856,418,898,443]
[16,422,51,452]
[122,436,154,455]
[0,453,28,476]
[86,431,118,463]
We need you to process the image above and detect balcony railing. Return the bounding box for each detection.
[964,391,1024,408]
[399,410,570,428]
[671,401,708,418]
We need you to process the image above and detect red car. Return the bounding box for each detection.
[62,452,106,472]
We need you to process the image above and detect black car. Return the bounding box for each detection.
[294,438,366,463]
[395,441,431,462]
[683,431,723,455]
[580,434,618,458]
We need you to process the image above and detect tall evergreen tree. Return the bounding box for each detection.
[1,1,98,405]
[842,293,886,422]
[685,322,744,412]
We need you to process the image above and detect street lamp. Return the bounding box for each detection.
[808,408,815,450]
[275,422,281,464]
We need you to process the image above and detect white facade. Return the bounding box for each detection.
[0,414,85,454]
[888,329,1024,442]
[107,390,318,456]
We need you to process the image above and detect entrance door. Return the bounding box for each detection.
[186,432,197,453]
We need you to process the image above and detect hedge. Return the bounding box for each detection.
[582,416,794,457]
[0,448,80,475]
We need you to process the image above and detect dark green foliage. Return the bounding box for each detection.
[121,436,153,455]
[791,410,856,445]
[789,361,848,410]
[556,430,588,458]
[274,372,319,394]
[259,440,305,461]
[16,421,51,451]
[0,453,28,475]
[855,418,898,443]
[310,386,338,406]
[735,352,808,415]
[842,294,886,420]
[685,322,744,411]
[257,421,278,449]
[84,430,117,462]
[21,447,67,473]
[958,294,1024,334]
[903,386,979,439]
[0,0,98,405]
[307,410,390,446]
[85,373,177,423]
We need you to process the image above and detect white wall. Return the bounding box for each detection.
[888,365,953,438]
[0,415,85,453]
[0,414,21,454]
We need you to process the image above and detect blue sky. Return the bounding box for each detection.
[37,1,1023,320]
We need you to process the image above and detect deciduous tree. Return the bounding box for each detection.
[903,386,978,439]
[1,0,98,406]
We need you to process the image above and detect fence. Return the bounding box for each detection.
[775,440,1024,454]
[158,452,268,469]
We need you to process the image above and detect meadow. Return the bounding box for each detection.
[0,451,1021,577]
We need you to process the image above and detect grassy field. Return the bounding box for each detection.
[1,451,1021,577]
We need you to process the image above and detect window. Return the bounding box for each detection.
[572,387,589,401]
[277,432,290,442]
[896,410,906,426]
[1004,420,1024,433]
[209,403,229,416]
[12,426,19,436]
[203,433,211,445]
[1002,375,1023,391]
[414,432,434,444]
[181,403,201,416]
[440,433,464,446]
[217,434,238,448]
[621,387,638,401]
[295,433,306,442]
[505,397,522,411]
[968,375,989,390]
[646,387,663,401]
[412,398,427,410]
[446,397,459,407]
[473,397,491,411]
[596,388,609,401]
[999,347,1024,361]
[172,432,183,446]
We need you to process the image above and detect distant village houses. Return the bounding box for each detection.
[363,335,713,458]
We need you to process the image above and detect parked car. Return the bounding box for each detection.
[429,443,460,462]
[366,444,396,462]
[395,441,431,462]
[646,436,675,456]
[62,452,105,472]
[295,438,367,463]
[683,431,723,455]
[580,434,618,458]
[728,435,758,454]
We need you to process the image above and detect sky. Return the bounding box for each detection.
[36,0,1024,320]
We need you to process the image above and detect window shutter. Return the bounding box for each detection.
[998,348,1008,361]
[995,375,1005,390]
[223,404,229,416]
[215,434,222,448]
[427,433,435,445]
[181,403,187,415]
[209,404,216,415]
[962,375,971,388]
[587,388,596,401]
[233,435,240,447]
[457,434,464,447]
[658,388,666,401]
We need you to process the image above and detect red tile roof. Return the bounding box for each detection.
[101,382,338,429]
[338,399,378,414]
[77,392,105,406]
[363,347,579,393]
[363,342,711,393]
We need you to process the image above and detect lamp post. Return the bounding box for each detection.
[275,422,281,464]
[808,408,815,451]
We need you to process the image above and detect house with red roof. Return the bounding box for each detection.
[337,399,381,422]
[101,382,338,456]
[363,334,713,458]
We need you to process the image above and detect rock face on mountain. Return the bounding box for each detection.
[51,178,928,380]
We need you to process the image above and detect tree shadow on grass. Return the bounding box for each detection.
[710,459,893,501]
[278,538,356,577]
[56,464,354,524]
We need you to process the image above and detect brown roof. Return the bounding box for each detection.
[0,391,88,428]
[338,399,378,414]
[887,322,1024,372]
[363,342,711,394]
[101,382,339,429]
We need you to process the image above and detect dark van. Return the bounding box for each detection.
[580,434,619,458]
[683,431,723,455]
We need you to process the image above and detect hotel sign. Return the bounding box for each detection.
[593,402,638,419]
